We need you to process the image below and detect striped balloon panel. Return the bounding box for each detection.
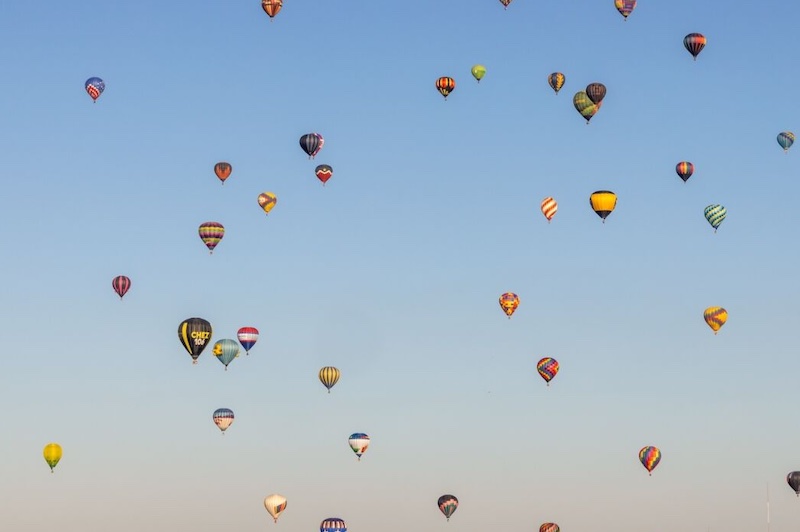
[777,132,795,151]
[319,366,341,391]
[614,0,636,17]
[537,357,559,383]
[590,190,617,219]
[499,0,513,7]
[540,523,560,532]
[675,161,694,181]
[437,494,459,519]
[112,275,131,298]
[585,82,606,104]
[684,33,707,58]
[499,292,519,317]
[213,339,240,368]
[541,197,557,221]
[639,446,661,473]
[214,162,232,182]
[547,72,565,93]
[262,0,282,18]
[237,327,259,352]
[198,222,225,251]
[264,494,287,522]
[436,77,456,98]
[213,408,234,431]
[703,204,726,230]
[320,518,347,532]
[703,306,727,332]
[348,433,370,456]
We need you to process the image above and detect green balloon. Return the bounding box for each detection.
[471,64,486,82]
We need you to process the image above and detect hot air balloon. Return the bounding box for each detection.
[471,65,486,83]
[112,275,131,300]
[499,0,513,8]
[537,357,559,386]
[778,132,795,152]
[573,91,600,123]
[614,0,636,20]
[787,472,800,496]
[675,161,694,182]
[436,77,456,100]
[438,494,459,521]
[590,191,617,222]
[703,204,726,232]
[315,164,333,185]
[213,339,240,371]
[639,446,661,475]
[214,162,232,184]
[540,524,560,532]
[213,408,234,433]
[320,518,347,532]
[541,197,558,222]
[198,222,224,253]
[258,192,277,215]
[585,82,607,104]
[547,72,565,94]
[262,0,282,19]
[264,494,287,523]
[237,327,259,354]
[319,366,341,393]
[300,133,324,159]
[85,77,105,102]
[703,307,727,334]
[684,33,707,60]
[178,317,212,364]
[348,433,369,461]
[499,292,520,318]
[43,443,62,473]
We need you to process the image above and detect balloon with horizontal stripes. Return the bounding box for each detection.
[85,77,105,102]
[43,443,62,473]
[639,446,661,475]
[212,408,234,433]
[214,162,232,184]
[703,306,727,334]
[237,327,259,354]
[320,518,347,532]
[541,197,557,222]
[112,275,131,299]
[675,161,694,182]
[777,131,795,152]
[437,494,459,521]
[499,292,520,318]
[348,433,370,460]
[703,204,726,232]
[213,339,240,371]
[537,357,559,385]
[319,366,341,393]
[178,317,212,364]
[264,494,287,522]
[198,222,224,253]
[540,523,560,532]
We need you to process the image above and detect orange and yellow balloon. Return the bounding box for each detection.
[703,306,727,334]
[499,292,520,318]
[541,197,557,222]
[258,192,277,215]
[435,77,455,100]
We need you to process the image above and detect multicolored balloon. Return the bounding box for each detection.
[614,0,636,20]
[548,72,565,94]
[436,76,456,99]
[85,77,105,102]
[320,518,347,532]
[264,494,287,523]
[112,275,131,300]
[540,524,560,532]
[536,357,559,386]
[43,443,62,473]
[703,306,727,334]
[590,190,617,222]
[573,91,600,123]
[438,494,459,521]
[471,65,486,83]
[348,433,370,461]
[585,82,607,105]
[258,192,277,215]
[639,446,661,475]
[499,0,513,8]
[300,133,324,159]
[262,0,282,19]
[214,162,232,184]
[675,161,694,182]
[319,366,341,393]
[237,327,259,354]
[777,131,795,152]
[213,339,240,371]
[684,33,707,60]
[703,204,726,232]
[198,222,224,253]
[213,408,234,433]
[541,197,557,222]
[178,317,212,364]
[787,472,800,496]
[499,292,520,318]
[315,164,333,185]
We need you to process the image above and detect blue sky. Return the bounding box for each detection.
[1,1,799,531]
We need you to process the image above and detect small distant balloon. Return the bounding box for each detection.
[198,222,224,253]
[214,162,232,184]
[85,77,105,102]
[213,339,240,370]
[590,190,617,222]
[537,357,559,386]
[675,161,694,182]
[178,317,213,364]
[43,443,62,473]
[684,33,707,60]
[471,65,486,83]
[787,472,800,496]
[438,494,459,521]
[237,327,259,354]
[639,445,661,475]
[614,0,636,20]
[319,366,341,393]
[777,132,795,152]
[320,518,347,532]
[703,204,726,232]
[540,524,560,532]
[348,433,370,461]
[573,91,600,123]
[300,133,324,158]
[262,0,282,19]
[112,275,131,299]
[703,306,727,334]
[548,72,565,94]
[315,164,333,185]
[541,197,558,222]
[499,292,520,318]
[264,494,287,523]
[436,77,456,99]
[213,408,234,433]
[499,0,513,8]
[258,192,278,215]
[585,82,607,105]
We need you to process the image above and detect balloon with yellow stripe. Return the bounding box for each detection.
[319,366,341,393]
[704,306,727,334]
[589,190,617,222]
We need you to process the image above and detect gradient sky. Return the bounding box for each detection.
[2,1,800,531]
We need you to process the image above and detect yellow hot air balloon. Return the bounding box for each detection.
[471,65,486,83]
[258,192,277,215]
[264,493,287,523]
[589,191,617,222]
[319,366,341,393]
[704,307,727,334]
[499,292,520,318]
[43,443,62,473]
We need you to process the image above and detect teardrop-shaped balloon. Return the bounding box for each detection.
[547,72,565,94]
[85,77,105,102]
[213,339,240,370]
[499,292,520,318]
[573,91,600,123]
[112,275,131,299]
[540,524,560,532]
[264,494,287,523]
[703,306,727,334]
[590,190,617,222]
[703,204,726,232]
[198,222,224,253]
[214,162,232,184]
[777,131,795,152]
[437,494,459,521]
[315,164,333,185]
[614,0,636,19]
[675,161,694,182]
[348,433,370,460]
[43,443,62,473]
[536,357,559,385]
[319,366,341,393]
[541,197,557,222]
[237,327,259,354]
[585,82,607,104]
[320,518,347,532]
[262,0,282,19]
[213,408,234,432]
[435,76,456,99]
[639,445,661,475]
[471,65,486,83]
[787,472,800,496]
[499,0,513,8]
[178,317,213,364]
[300,133,324,158]
[258,192,277,215]
[684,33,707,60]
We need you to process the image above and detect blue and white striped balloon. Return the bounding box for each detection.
[704,204,727,232]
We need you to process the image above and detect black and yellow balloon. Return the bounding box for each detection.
[589,191,617,222]
[178,317,213,364]
[319,366,341,393]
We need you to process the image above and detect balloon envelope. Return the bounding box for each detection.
[213,339,240,370]
[348,433,370,460]
[614,0,636,19]
[540,524,560,532]
[436,76,455,99]
[675,161,694,182]
[264,494,287,522]
[548,72,565,94]
[438,494,459,520]
[639,446,661,474]
[178,317,213,363]
[541,197,557,222]
[315,164,333,185]
[537,357,559,384]
[112,275,131,299]
[499,292,520,318]
[320,518,347,532]
[703,204,726,232]
[590,191,617,221]
[471,65,486,82]
[237,327,259,354]
[703,306,727,334]
[262,0,282,18]
[198,222,224,253]
[43,443,62,472]
[214,162,232,184]
[85,77,105,102]
[787,472,800,496]
[258,192,277,215]
[585,82,607,104]
[300,133,323,158]
[213,408,234,432]
[573,91,600,123]
[684,33,707,59]
[777,132,795,152]
[319,366,341,393]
